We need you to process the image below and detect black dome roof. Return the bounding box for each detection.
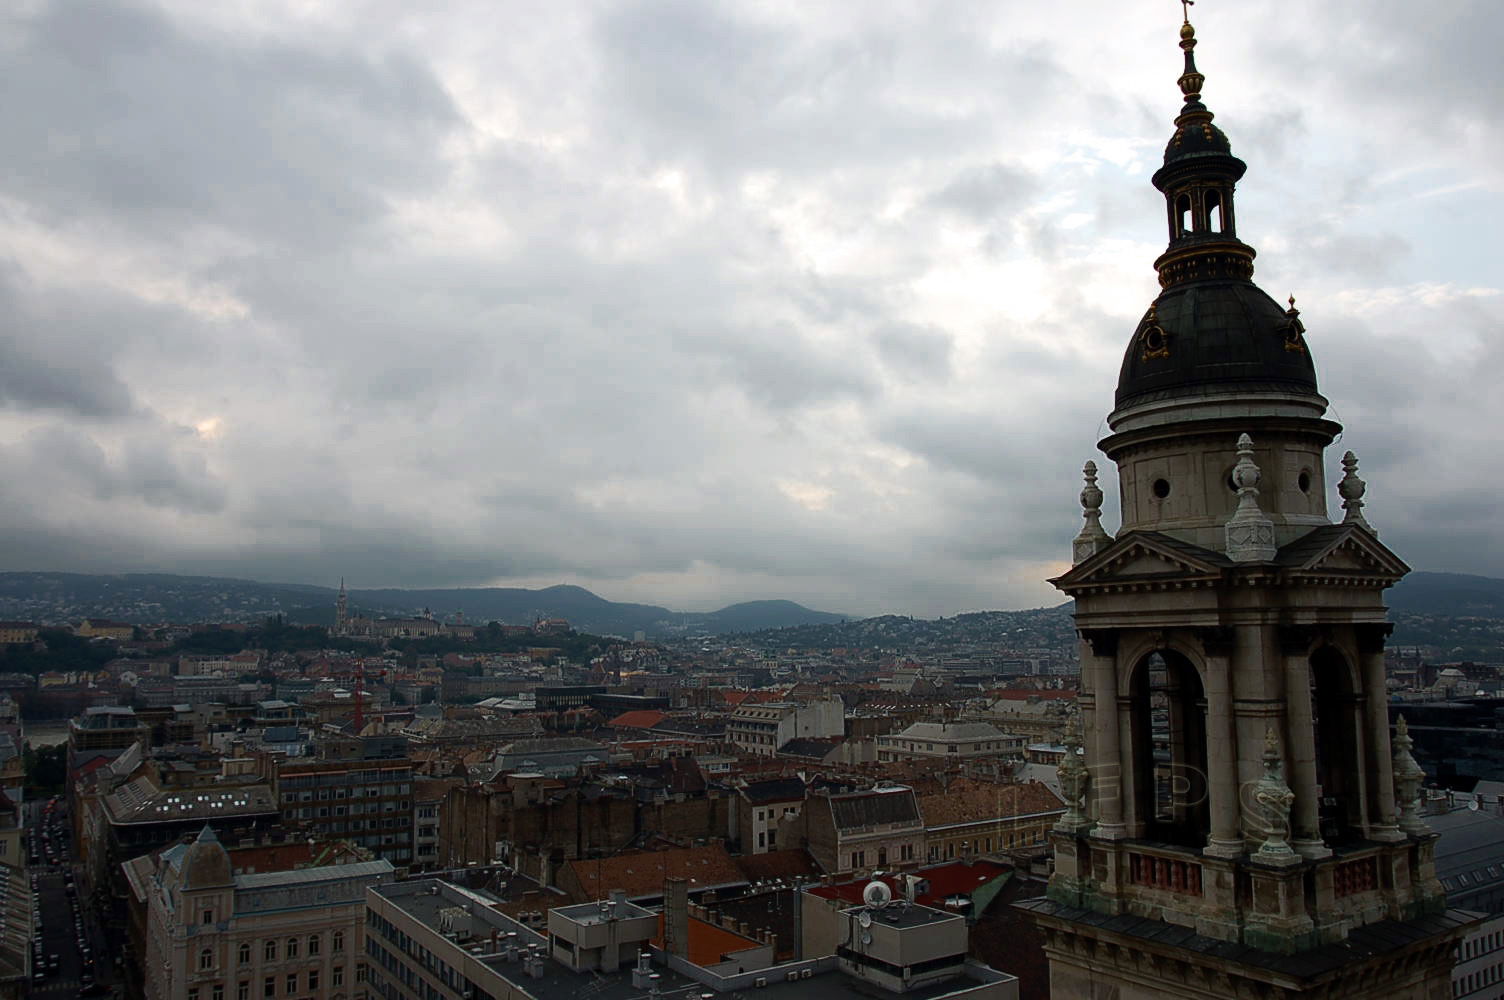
[1115,280,1319,409]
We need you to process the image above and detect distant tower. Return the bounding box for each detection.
[335,578,349,636]
[1020,13,1473,999]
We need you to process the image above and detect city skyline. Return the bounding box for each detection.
[1,0,1500,617]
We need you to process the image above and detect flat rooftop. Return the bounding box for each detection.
[841,902,962,930]
[756,967,1010,1000]
[552,899,655,926]
[377,881,702,1000]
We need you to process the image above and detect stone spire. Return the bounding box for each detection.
[1054,713,1091,834]
[1393,715,1430,835]
[1338,450,1377,535]
[1252,726,1298,865]
[1072,461,1113,563]
[1225,433,1276,561]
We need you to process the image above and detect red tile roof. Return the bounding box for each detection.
[566,844,745,899]
[806,859,1013,910]
[609,710,668,730]
[651,914,764,967]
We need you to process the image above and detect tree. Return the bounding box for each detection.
[24,744,65,796]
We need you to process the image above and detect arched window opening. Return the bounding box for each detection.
[1311,647,1364,844]
[1129,651,1209,846]
[1176,194,1193,236]
[1205,190,1223,232]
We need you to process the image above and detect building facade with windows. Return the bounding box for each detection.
[277,758,415,870]
[875,722,1023,763]
[726,699,844,757]
[127,825,394,1000]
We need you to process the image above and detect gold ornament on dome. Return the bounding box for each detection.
[1139,304,1170,360]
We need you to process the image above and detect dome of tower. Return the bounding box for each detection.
[1113,17,1321,412]
[180,824,233,889]
[1115,281,1319,408]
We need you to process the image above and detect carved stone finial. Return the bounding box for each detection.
[1054,713,1091,834]
[1225,433,1277,561]
[1072,460,1114,564]
[1338,450,1377,536]
[1252,726,1298,864]
[1393,714,1430,836]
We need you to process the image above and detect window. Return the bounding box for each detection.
[200,949,214,971]
[285,974,296,995]
[203,909,215,925]
[333,932,344,954]
[264,977,275,999]
[213,985,224,1000]
[308,971,319,991]
[332,967,344,988]
[308,935,320,957]
[238,944,250,966]
[264,941,276,962]
[238,982,249,1000]
[189,989,200,1000]
[356,965,367,983]
[286,938,298,960]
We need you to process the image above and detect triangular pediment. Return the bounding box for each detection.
[1052,531,1229,593]
[1278,523,1411,580]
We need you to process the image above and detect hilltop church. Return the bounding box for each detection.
[1019,12,1475,999]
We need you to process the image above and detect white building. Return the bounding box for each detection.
[726,698,844,757]
[875,722,1022,762]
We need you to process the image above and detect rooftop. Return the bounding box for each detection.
[376,881,702,1000]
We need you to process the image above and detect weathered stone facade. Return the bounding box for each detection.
[1019,14,1475,998]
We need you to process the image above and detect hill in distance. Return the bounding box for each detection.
[0,573,845,638]
[0,567,1497,642]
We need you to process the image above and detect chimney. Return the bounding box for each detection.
[664,877,690,958]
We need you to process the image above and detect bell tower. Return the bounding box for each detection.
[1020,12,1475,999]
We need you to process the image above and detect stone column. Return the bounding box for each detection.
[1359,624,1404,841]
[1082,631,1125,839]
[1199,628,1242,858]
[1280,627,1329,859]
[1233,624,1284,844]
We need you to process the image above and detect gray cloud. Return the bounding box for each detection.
[0,0,1498,617]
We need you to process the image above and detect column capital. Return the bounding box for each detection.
[1195,626,1236,659]
[1080,629,1119,658]
[1278,624,1320,658]
[1355,622,1394,656]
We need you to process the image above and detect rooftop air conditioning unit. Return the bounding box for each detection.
[786,972,799,982]
[800,969,813,979]
[755,979,767,989]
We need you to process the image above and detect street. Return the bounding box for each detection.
[27,797,114,998]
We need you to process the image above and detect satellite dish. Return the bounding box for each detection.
[863,881,892,908]
[1470,799,1481,811]
[858,911,872,928]
[860,932,873,946]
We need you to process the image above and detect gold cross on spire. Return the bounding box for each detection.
[1182,0,1195,23]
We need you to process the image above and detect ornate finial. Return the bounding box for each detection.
[1054,713,1091,834]
[1338,451,1376,535]
[1252,725,1298,864]
[1225,433,1277,561]
[1072,461,1114,564]
[1288,294,1297,312]
[1176,2,1206,110]
[1393,714,1430,836]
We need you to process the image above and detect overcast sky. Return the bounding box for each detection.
[1,0,1499,617]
